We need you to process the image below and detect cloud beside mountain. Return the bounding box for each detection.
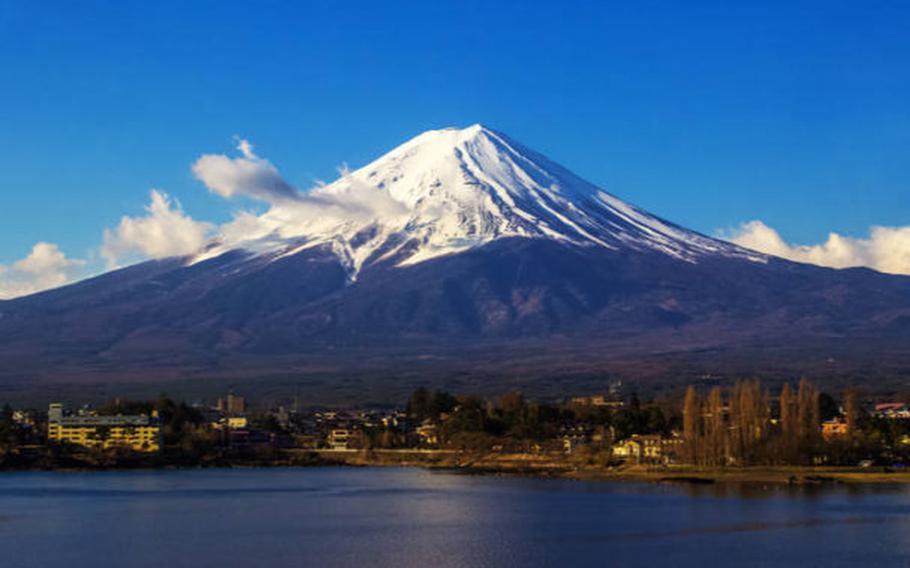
[0,243,84,299]
[101,190,214,269]
[720,220,910,276]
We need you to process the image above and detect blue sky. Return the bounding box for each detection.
[1,1,909,283]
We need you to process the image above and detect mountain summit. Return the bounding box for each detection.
[196,125,760,276]
[1,126,909,394]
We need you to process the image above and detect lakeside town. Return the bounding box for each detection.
[3,379,910,481]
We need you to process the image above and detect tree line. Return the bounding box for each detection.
[682,378,882,466]
[404,387,677,451]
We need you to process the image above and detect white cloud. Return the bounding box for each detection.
[196,143,408,258]
[3,137,411,295]
[209,164,408,252]
[101,190,214,268]
[720,220,910,275]
[236,137,255,159]
[191,137,300,203]
[0,242,85,299]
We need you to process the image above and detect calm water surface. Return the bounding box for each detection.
[1,467,909,567]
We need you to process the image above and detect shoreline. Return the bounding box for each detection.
[4,448,910,485]
[273,449,910,486]
[324,449,910,485]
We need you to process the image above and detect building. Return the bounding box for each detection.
[822,419,850,440]
[659,433,685,464]
[227,428,277,450]
[570,395,624,409]
[415,419,439,446]
[293,434,319,449]
[211,416,249,430]
[47,403,161,452]
[216,392,246,416]
[381,411,407,430]
[11,410,37,428]
[873,403,910,419]
[611,434,682,464]
[612,437,644,461]
[274,406,292,430]
[562,433,588,453]
[327,428,352,450]
[560,425,592,454]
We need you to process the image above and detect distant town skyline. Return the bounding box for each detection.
[2,1,909,297]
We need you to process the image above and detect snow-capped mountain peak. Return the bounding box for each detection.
[196,125,763,274]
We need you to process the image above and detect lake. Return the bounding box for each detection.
[0,467,908,567]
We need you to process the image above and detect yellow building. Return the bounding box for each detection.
[822,419,850,441]
[47,403,161,453]
[611,434,682,464]
[211,416,249,430]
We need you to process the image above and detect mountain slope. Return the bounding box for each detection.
[1,125,909,392]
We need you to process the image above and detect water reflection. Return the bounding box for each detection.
[664,479,910,500]
[1,468,909,568]
[590,515,895,541]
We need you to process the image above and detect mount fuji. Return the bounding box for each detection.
[193,124,762,273]
[2,125,909,396]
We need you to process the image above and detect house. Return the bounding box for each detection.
[327,428,352,450]
[561,425,591,454]
[562,433,588,453]
[822,419,850,440]
[415,419,439,446]
[611,437,643,461]
[612,434,678,464]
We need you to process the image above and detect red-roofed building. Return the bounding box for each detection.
[873,403,910,419]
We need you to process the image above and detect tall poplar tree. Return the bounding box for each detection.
[683,386,700,465]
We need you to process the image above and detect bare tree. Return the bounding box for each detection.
[729,381,744,464]
[796,378,820,463]
[756,384,771,463]
[779,383,797,463]
[704,387,725,467]
[843,388,859,436]
[729,380,771,466]
[683,386,700,465]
